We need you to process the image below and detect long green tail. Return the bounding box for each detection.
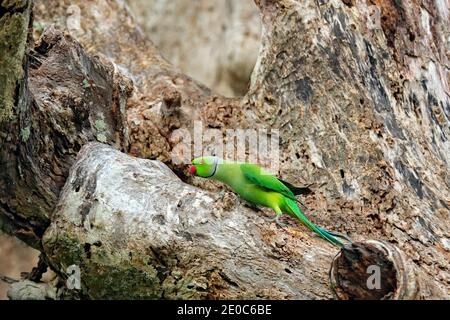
[284,198,348,248]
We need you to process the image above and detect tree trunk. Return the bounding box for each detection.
[0,0,36,246]
[43,142,342,299]
[0,1,132,249]
[1,0,449,299]
[126,0,261,96]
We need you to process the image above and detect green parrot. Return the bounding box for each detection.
[190,156,350,247]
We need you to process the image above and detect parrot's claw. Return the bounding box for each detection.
[265,215,277,222]
[267,215,286,227]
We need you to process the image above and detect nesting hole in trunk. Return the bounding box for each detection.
[330,241,406,300]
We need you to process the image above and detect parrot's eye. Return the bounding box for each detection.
[200,159,205,164]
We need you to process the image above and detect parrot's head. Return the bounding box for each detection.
[190,156,220,178]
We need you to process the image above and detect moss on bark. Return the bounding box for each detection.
[0,0,31,123]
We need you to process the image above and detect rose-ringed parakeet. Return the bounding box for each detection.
[190,156,350,247]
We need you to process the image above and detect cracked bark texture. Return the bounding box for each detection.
[1,0,449,299]
[43,142,340,299]
[243,0,449,298]
[0,9,132,249]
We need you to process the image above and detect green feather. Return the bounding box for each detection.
[192,157,350,248]
[284,198,344,247]
[240,164,299,202]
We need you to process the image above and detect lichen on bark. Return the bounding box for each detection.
[0,0,31,123]
[1,0,449,300]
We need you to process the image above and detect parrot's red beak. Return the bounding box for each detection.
[189,165,197,176]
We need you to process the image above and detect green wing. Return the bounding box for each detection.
[240,164,298,202]
[278,179,312,196]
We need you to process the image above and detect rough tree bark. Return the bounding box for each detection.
[44,142,342,299]
[0,0,36,246]
[0,0,132,250]
[1,0,449,299]
[244,0,449,298]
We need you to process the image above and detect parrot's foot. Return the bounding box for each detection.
[267,215,286,227]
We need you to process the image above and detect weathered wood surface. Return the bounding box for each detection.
[244,0,449,298]
[43,142,342,299]
[1,0,449,299]
[33,0,242,168]
[1,0,35,245]
[1,16,132,248]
